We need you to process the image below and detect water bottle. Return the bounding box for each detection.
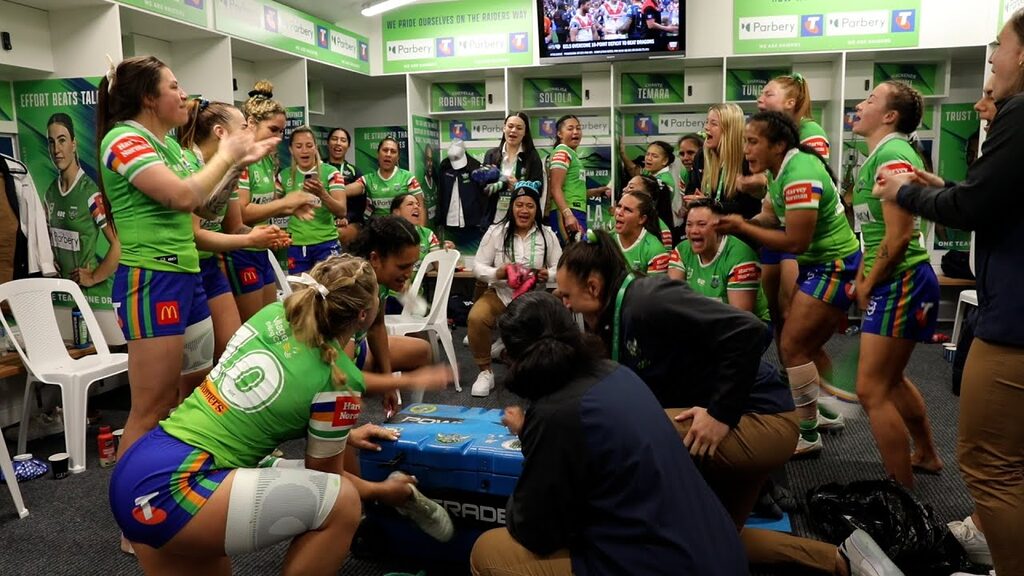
[72,308,91,349]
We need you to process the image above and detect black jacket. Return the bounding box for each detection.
[594,274,778,427]
[482,145,545,223]
[897,93,1024,348]
[437,154,488,231]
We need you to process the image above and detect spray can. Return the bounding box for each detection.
[71,308,91,349]
[97,425,116,467]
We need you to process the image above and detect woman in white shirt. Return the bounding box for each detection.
[469,181,562,397]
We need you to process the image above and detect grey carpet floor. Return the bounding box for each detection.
[0,326,973,575]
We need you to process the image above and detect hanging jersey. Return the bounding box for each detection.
[45,171,112,307]
[853,133,929,276]
[670,236,771,322]
[278,164,345,246]
[238,155,283,250]
[769,149,858,265]
[101,121,198,273]
[161,302,365,469]
[617,229,669,274]
[358,167,421,219]
[547,144,586,213]
[571,13,595,41]
[799,118,831,162]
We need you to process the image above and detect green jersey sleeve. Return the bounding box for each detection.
[799,118,831,162]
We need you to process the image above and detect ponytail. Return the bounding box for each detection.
[748,111,837,184]
[558,228,630,302]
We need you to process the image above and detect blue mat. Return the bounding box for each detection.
[745,512,792,533]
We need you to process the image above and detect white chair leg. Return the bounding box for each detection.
[435,326,461,392]
[950,296,968,348]
[17,375,37,455]
[0,438,29,518]
[61,382,89,473]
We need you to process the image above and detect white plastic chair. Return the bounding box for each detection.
[949,232,978,348]
[385,250,462,394]
[268,249,292,300]
[0,278,128,474]
[0,437,28,518]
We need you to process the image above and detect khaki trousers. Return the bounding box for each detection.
[470,528,573,576]
[468,289,506,368]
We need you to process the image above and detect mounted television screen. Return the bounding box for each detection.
[539,0,684,62]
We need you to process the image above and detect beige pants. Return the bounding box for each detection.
[666,409,840,574]
[959,338,1024,575]
[470,527,572,576]
[468,288,506,368]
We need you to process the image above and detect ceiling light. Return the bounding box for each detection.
[361,0,419,17]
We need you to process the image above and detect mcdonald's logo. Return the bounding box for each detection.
[240,267,260,286]
[156,301,180,326]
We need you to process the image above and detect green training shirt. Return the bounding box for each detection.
[799,118,831,162]
[616,228,670,274]
[547,144,586,212]
[100,121,198,273]
[358,167,422,219]
[162,302,365,469]
[278,164,345,246]
[670,235,770,322]
[238,156,283,251]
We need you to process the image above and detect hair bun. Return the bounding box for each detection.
[249,79,275,99]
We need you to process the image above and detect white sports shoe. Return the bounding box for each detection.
[389,472,454,542]
[948,516,992,566]
[462,334,469,346]
[840,529,904,576]
[490,340,505,360]
[471,370,495,397]
[794,431,822,457]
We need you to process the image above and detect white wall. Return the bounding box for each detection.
[0,0,54,74]
[49,4,122,78]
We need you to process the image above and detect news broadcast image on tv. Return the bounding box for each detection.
[539,0,684,60]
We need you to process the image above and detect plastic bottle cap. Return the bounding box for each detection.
[99,425,111,435]
[13,453,32,461]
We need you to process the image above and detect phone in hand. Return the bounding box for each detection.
[304,172,316,181]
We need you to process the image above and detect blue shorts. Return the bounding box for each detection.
[110,426,230,549]
[861,262,940,341]
[797,251,862,311]
[354,338,369,370]
[199,256,231,300]
[288,240,341,275]
[759,247,796,266]
[221,249,274,295]
[549,208,588,245]
[113,265,210,340]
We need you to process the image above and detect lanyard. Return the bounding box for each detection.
[610,274,635,362]
[512,228,538,267]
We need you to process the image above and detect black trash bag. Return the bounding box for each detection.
[807,479,978,575]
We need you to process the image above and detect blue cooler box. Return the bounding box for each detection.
[358,404,524,564]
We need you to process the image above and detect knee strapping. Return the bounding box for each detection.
[786,361,820,408]
[224,467,341,555]
[181,317,214,375]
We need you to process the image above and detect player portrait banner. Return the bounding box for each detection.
[620,74,685,105]
[115,0,210,27]
[13,77,113,309]
[214,0,370,74]
[309,124,334,161]
[430,83,488,113]
[733,0,921,55]
[354,125,410,178]
[522,77,583,108]
[873,63,939,97]
[934,103,978,252]
[276,106,307,170]
[381,0,533,74]
[411,116,441,225]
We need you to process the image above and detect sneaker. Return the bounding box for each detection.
[462,334,469,346]
[490,340,505,361]
[471,370,495,397]
[817,404,846,432]
[389,472,454,542]
[839,528,904,576]
[794,431,822,458]
[948,516,992,566]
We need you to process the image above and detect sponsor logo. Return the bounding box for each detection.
[801,14,823,37]
[199,379,229,415]
[332,395,361,428]
[634,115,654,135]
[392,415,465,425]
[317,25,329,49]
[155,301,180,326]
[784,182,814,205]
[155,254,179,264]
[539,118,556,138]
[359,41,369,61]
[387,39,434,60]
[113,135,153,165]
[449,121,468,140]
[240,267,260,286]
[733,263,759,283]
[738,16,798,40]
[131,492,167,525]
[710,275,721,289]
[287,257,296,271]
[879,160,913,176]
[915,301,933,327]
[891,9,915,32]
[185,0,203,7]
[436,433,470,444]
[826,11,888,36]
[434,499,507,525]
[501,438,521,451]
[408,404,438,414]
[509,32,529,53]
[263,5,278,33]
[436,37,455,57]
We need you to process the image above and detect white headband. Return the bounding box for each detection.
[288,273,329,300]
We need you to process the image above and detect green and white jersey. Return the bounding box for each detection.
[799,118,830,162]
[644,166,676,192]
[100,120,198,273]
[769,149,859,265]
[670,236,770,322]
[547,144,586,212]
[853,133,928,276]
[162,302,365,469]
[358,167,422,219]
[658,218,672,248]
[181,148,239,260]
[417,225,440,266]
[616,229,670,274]
[44,170,112,308]
[238,156,283,250]
[278,164,345,246]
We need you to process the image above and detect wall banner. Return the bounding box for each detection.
[531,115,610,139]
[620,74,685,105]
[381,0,533,74]
[354,126,410,178]
[522,77,583,108]
[276,106,307,170]
[448,119,505,142]
[431,83,487,113]
[0,81,15,122]
[13,77,113,309]
[412,116,440,224]
[873,63,939,96]
[725,68,790,102]
[214,0,370,74]
[733,0,921,55]
[935,103,979,252]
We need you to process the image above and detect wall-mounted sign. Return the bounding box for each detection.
[116,0,209,27]
[381,0,533,74]
[214,0,369,75]
[620,74,686,105]
[874,63,939,96]
[935,103,979,252]
[734,0,921,55]
[448,119,504,141]
[355,126,409,177]
[0,81,13,122]
[725,68,790,102]
[532,115,610,139]
[430,83,487,113]
[522,77,583,108]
